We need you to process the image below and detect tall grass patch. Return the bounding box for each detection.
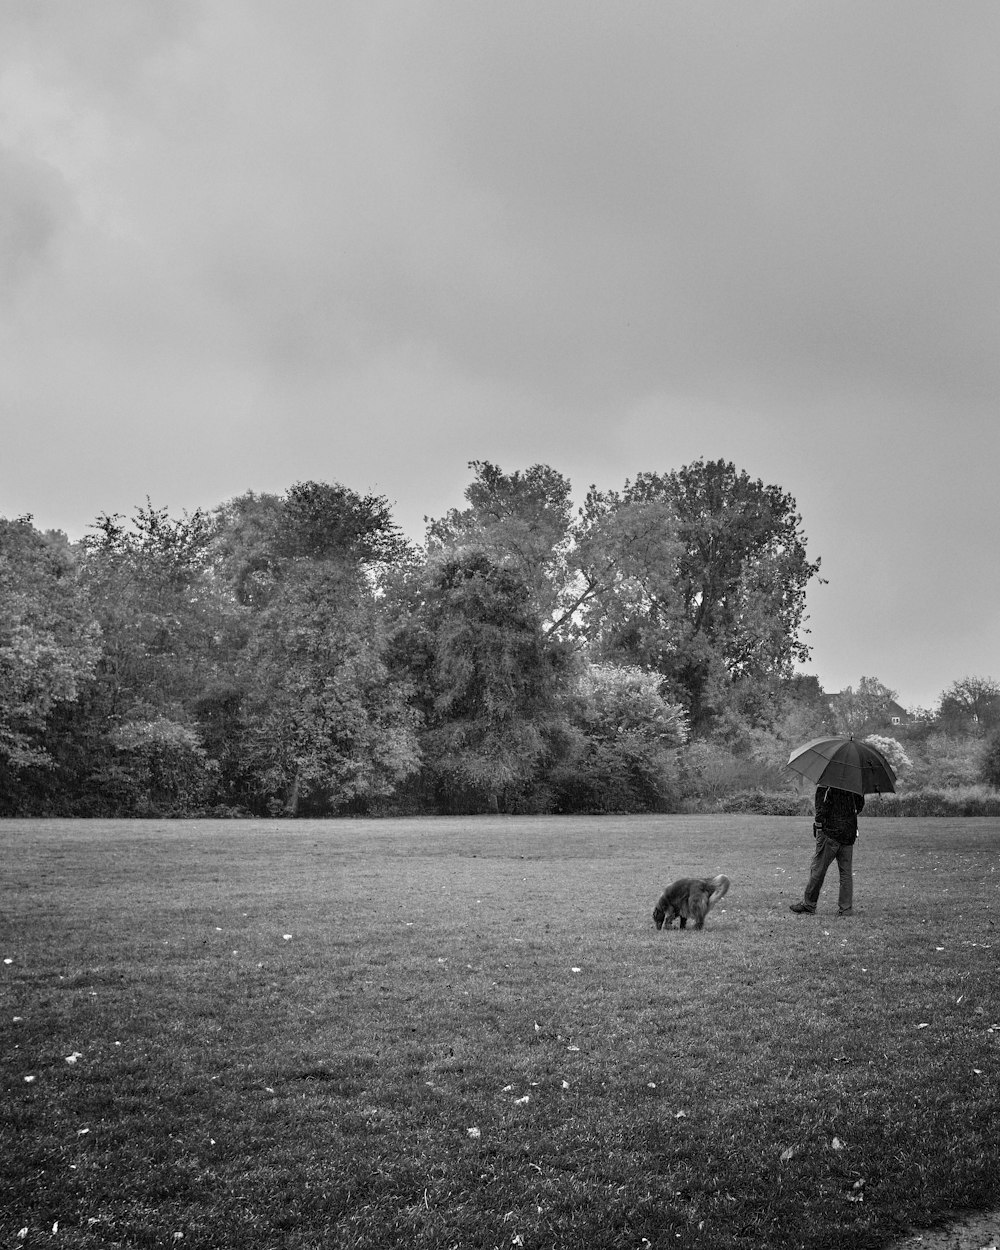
[2,815,998,1249]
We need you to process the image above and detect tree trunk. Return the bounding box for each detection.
[286,768,301,817]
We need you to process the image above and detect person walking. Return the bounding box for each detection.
[789,785,865,917]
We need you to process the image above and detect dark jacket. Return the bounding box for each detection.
[814,786,865,845]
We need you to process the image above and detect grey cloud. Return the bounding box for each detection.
[0,149,72,286]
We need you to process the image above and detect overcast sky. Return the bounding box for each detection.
[2,1,997,711]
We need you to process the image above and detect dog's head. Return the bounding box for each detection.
[653,903,674,930]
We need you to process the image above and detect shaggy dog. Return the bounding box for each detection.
[653,875,730,930]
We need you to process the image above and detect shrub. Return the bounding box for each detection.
[676,741,789,808]
[979,728,1000,787]
[863,785,1000,817]
[906,732,985,788]
[718,789,811,816]
[93,718,220,816]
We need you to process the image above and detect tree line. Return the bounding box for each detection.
[2,459,997,817]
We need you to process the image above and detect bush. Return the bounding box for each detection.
[93,718,220,816]
[863,785,1000,817]
[905,733,984,789]
[676,741,789,808]
[979,728,1000,787]
[718,789,812,816]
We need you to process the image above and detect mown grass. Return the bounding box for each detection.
[2,815,998,1249]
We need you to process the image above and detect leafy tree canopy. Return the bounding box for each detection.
[0,517,101,767]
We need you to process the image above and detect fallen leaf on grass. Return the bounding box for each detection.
[571,967,582,973]
[567,1045,580,1052]
[674,1110,688,1119]
[917,1023,930,1029]
[282,934,293,941]
[65,1051,83,1064]
[514,1095,530,1105]
[780,1146,795,1161]
[467,1127,481,1139]
[832,1137,845,1150]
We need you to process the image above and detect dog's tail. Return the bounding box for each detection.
[707,875,730,908]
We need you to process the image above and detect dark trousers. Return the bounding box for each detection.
[802,832,854,913]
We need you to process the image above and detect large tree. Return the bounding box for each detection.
[0,517,101,769]
[426,461,579,630]
[581,460,820,734]
[79,500,235,723]
[937,676,1000,735]
[397,548,577,812]
[214,481,420,814]
[832,676,899,736]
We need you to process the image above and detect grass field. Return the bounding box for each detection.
[2,814,998,1249]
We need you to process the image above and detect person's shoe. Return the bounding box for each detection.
[789,902,815,914]
[837,910,853,918]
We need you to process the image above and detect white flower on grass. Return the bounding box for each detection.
[647,1082,657,1089]
[23,1075,36,1083]
[832,1137,845,1150]
[514,1095,530,1105]
[918,1023,930,1029]
[561,1081,570,1089]
[4,958,12,965]
[13,1016,23,1023]
[77,1128,90,1136]
[65,1052,83,1064]
[17,1229,27,1240]
[282,934,292,941]
[571,967,582,974]
[780,1145,795,1161]
[674,1110,688,1119]
[467,1127,481,1139]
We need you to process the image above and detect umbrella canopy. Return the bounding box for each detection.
[786,736,897,796]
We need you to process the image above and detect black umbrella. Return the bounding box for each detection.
[786,735,897,796]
